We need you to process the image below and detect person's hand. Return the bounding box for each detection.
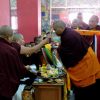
[42,37,50,45]
[25,65,31,70]
[47,33,52,39]
[46,34,52,43]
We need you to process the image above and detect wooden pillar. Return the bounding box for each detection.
[0,0,11,26]
[17,0,41,42]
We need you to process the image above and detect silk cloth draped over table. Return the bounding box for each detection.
[76,30,100,35]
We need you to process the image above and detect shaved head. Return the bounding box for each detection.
[0,25,13,42]
[12,33,25,45]
[89,15,99,28]
[53,20,66,36]
[0,25,13,38]
[53,20,66,29]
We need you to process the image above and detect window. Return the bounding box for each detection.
[10,0,18,31]
[50,0,100,26]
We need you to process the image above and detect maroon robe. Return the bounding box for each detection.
[83,25,100,51]
[58,28,89,68]
[0,37,28,99]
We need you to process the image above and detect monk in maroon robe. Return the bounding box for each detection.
[53,20,100,100]
[0,26,30,100]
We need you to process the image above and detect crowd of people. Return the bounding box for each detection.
[0,13,100,100]
[71,13,100,51]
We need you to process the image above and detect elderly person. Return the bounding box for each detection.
[89,15,100,30]
[0,25,49,100]
[0,25,29,100]
[12,33,42,69]
[11,32,50,67]
[71,19,80,29]
[71,12,89,30]
[12,33,25,45]
[12,33,43,100]
[11,33,49,56]
[88,15,100,62]
[85,15,100,51]
[53,20,100,100]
